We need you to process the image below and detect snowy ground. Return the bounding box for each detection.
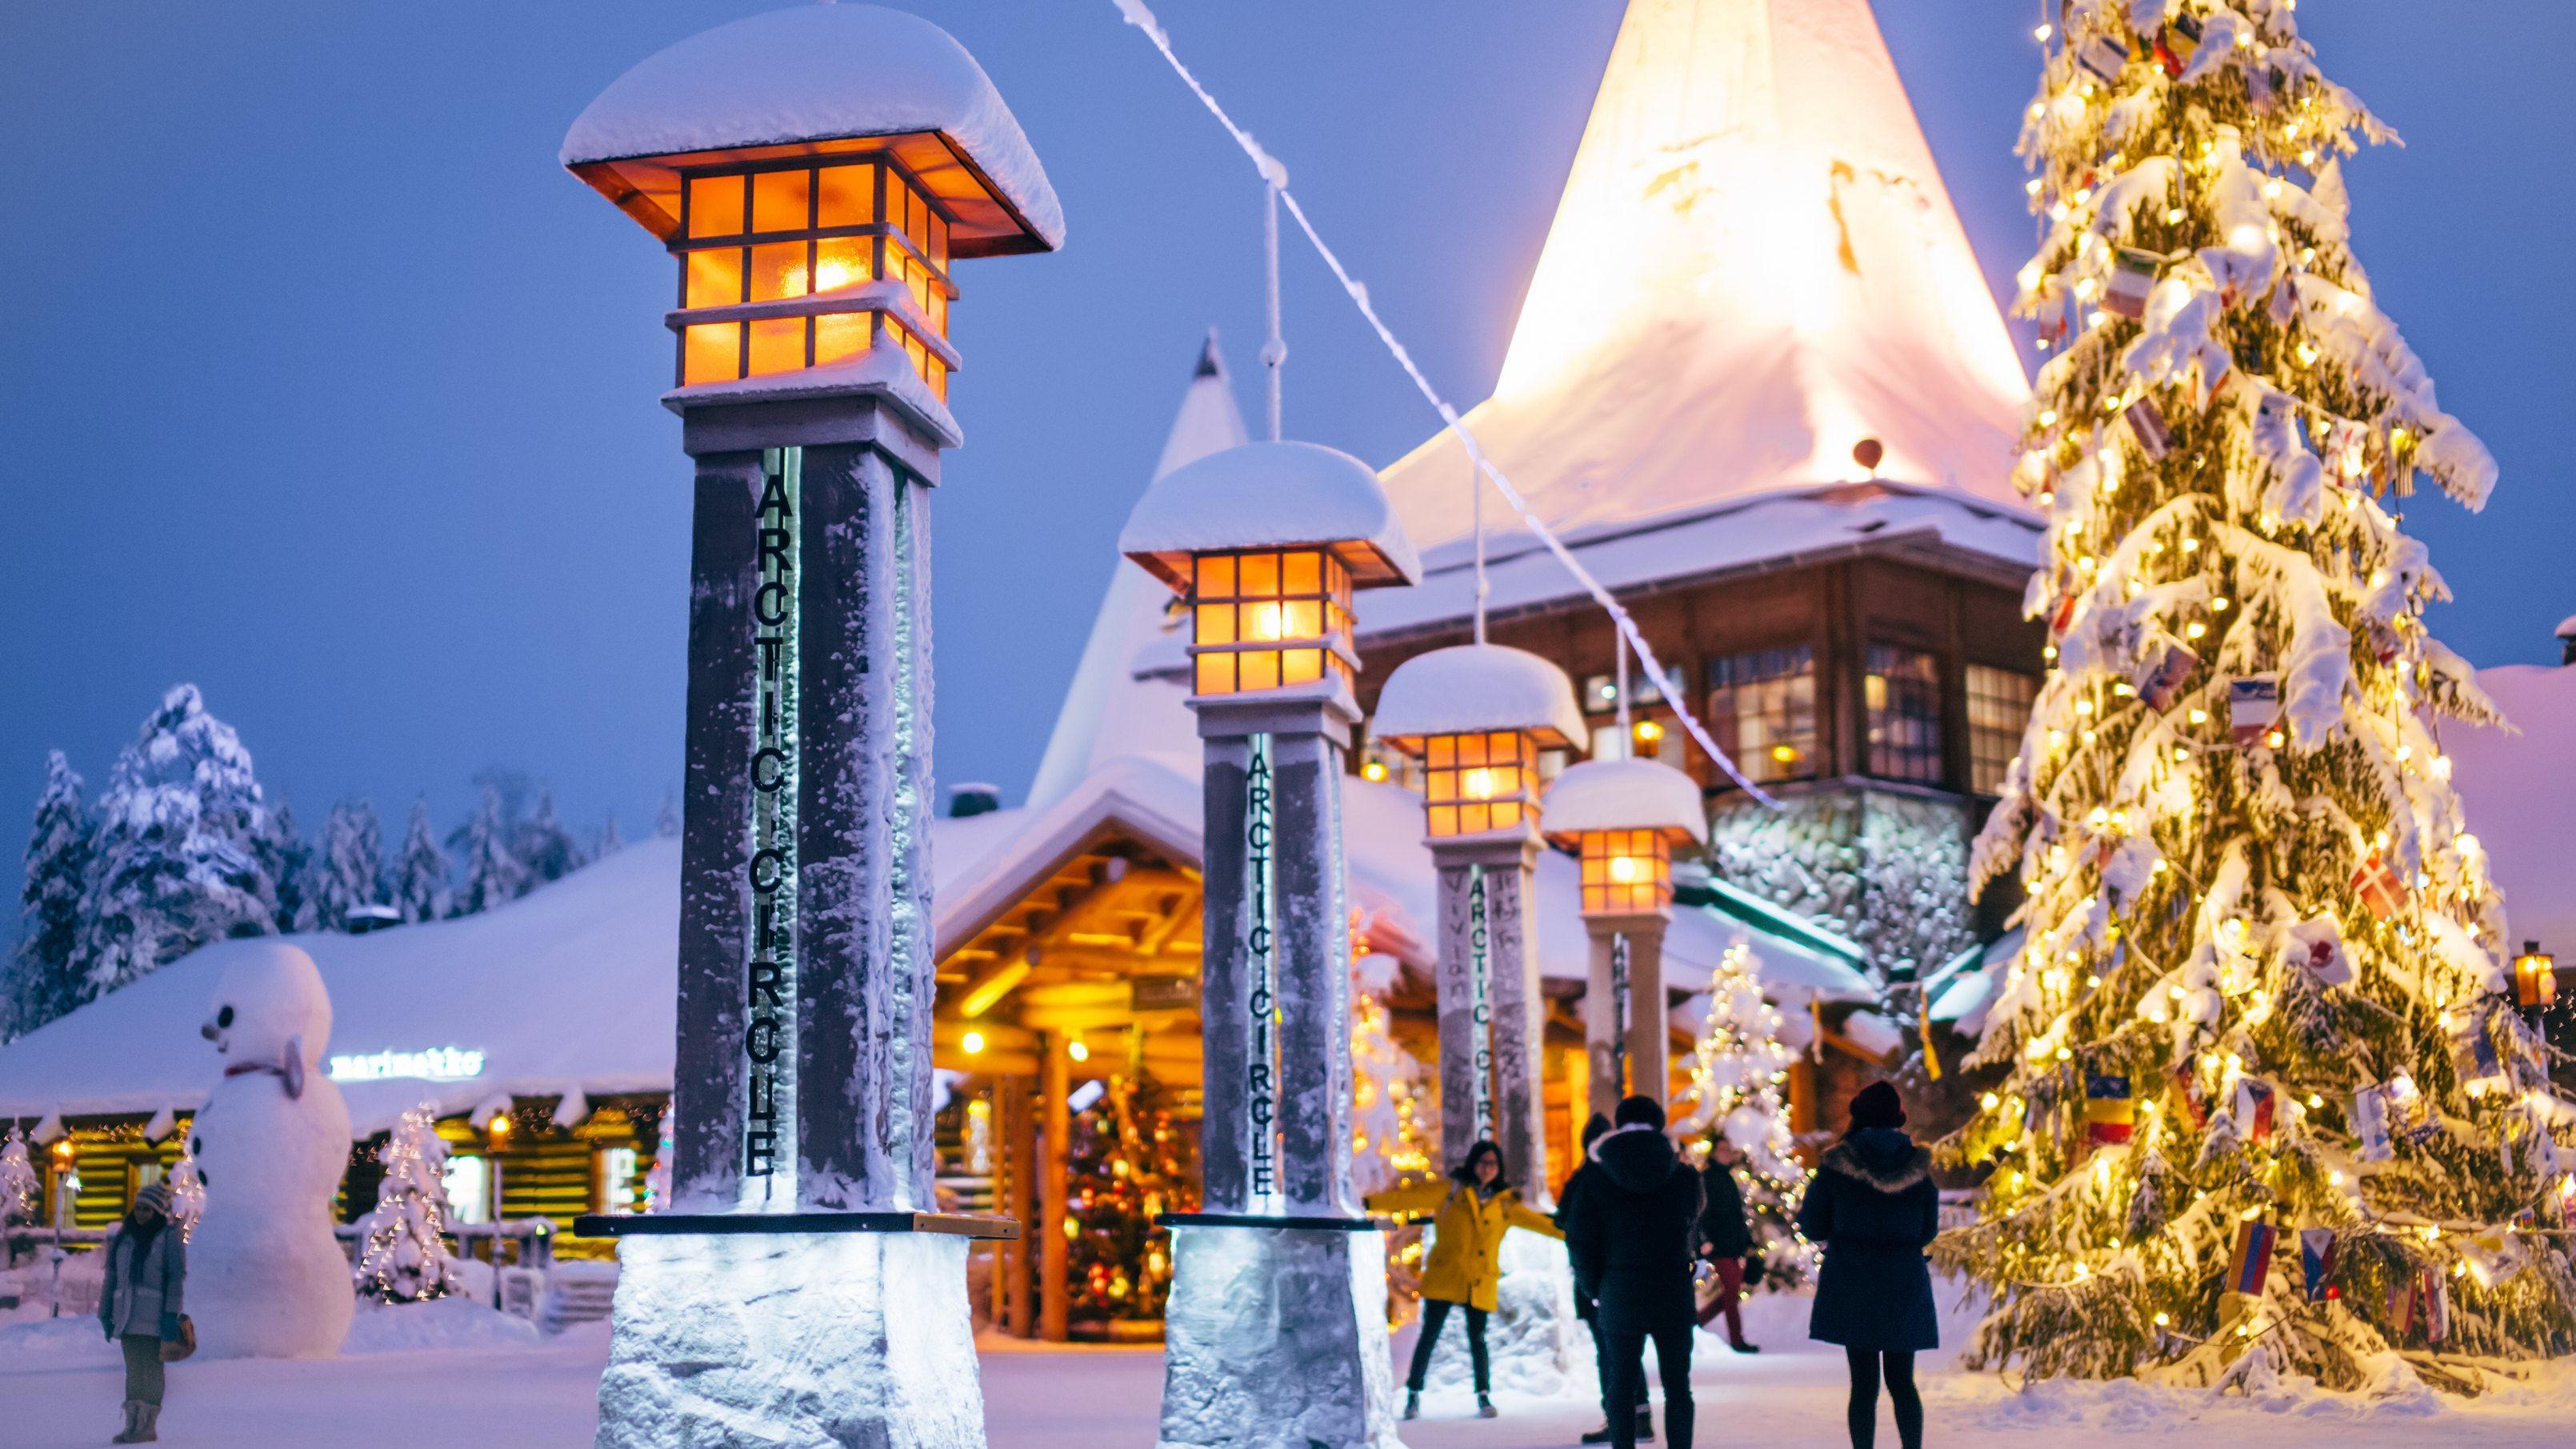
[10,1290,2576,1447]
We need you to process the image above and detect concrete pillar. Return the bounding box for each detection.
[1431,834,1551,1204]
[1585,914,1670,1117]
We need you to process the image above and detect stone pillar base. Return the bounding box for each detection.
[1158,1225,1401,1449]
[595,1231,983,1449]
[1418,1231,1587,1400]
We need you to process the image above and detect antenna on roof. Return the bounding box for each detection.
[1262,182,1285,442]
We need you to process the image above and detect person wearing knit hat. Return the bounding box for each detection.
[98,1182,190,1442]
[1794,1080,1938,1449]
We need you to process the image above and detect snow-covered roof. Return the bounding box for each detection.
[1119,441,1423,594]
[562,4,1063,255]
[1370,644,1586,751]
[1026,336,1248,811]
[1353,483,2041,646]
[2449,662,2576,961]
[1539,757,1710,846]
[1374,0,2030,577]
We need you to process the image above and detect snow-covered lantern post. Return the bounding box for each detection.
[1544,758,1708,1116]
[559,8,1060,1447]
[1370,644,1583,1200]
[1120,439,1420,1449]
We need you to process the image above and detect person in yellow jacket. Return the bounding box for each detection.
[1365,1139,1562,1421]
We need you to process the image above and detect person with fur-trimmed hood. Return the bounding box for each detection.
[1563,1095,1703,1449]
[1794,1080,1938,1449]
[1558,1113,1650,1443]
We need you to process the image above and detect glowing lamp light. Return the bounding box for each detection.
[562,8,1064,410]
[1120,442,1421,702]
[1361,759,1390,783]
[2515,941,2557,1010]
[1542,756,1708,919]
[1067,1039,1091,1063]
[1370,643,1586,839]
[961,1029,988,1056]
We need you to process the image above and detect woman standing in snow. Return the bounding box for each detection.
[1794,1081,1938,1449]
[98,1181,189,1443]
[1564,1096,1704,1449]
[1694,1137,1760,1353]
[1366,1139,1562,1420]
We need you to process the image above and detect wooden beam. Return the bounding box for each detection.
[956,958,1032,1019]
[1039,1033,1070,1343]
[999,1077,1034,1337]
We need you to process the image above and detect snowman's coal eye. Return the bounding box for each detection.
[216,1005,234,1028]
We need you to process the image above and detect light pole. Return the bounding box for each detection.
[1543,758,1709,1117]
[559,9,1060,1447]
[1120,438,1421,1449]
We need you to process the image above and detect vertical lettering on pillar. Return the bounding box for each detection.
[1608,931,1631,1102]
[1244,732,1280,1212]
[1467,867,1495,1143]
[743,447,802,1205]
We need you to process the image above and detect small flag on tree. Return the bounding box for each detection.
[2130,635,2198,712]
[2450,1010,2505,1092]
[2228,676,2281,748]
[2124,397,2174,459]
[2350,851,2407,920]
[2226,1219,2278,1295]
[2104,247,2161,320]
[2298,1228,2338,1301]
[2282,915,2354,987]
[2169,1065,2210,1128]
[2075,33,2128,82]
[2085,1074,2135,1146]
[2234,1079,2277,1143]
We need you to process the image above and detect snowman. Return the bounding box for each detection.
[185,940,355,1358]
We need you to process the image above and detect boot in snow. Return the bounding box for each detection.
[110,1402,145,1444]
[1402,1391,1421,1421]
[132,1403,160,1443]
[1579,1427,1615,1445]
[1728,1338,1762,1354]
[1476,1395,1498,1419]
[1634,1405,1657,1440]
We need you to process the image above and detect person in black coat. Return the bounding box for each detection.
[1564,1095,1703,1449]
[1694,1139,1758,1352]
[1794,1081,1939,1449]
[1558,1114,1650,1444]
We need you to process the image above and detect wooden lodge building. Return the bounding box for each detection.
[0,0,2060,1343]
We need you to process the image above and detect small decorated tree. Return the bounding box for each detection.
[353,1105,460,1303]
[1064,1071,1196,1325]
[0,1129,37,1231]
[165,1140,206,1243]
[1676,941,1814,1289]
[1351,931,1437,1198]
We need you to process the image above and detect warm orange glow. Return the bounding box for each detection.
[1578,829,1672,915]
[1418,731,1538,837]
[1362,759,1390,783]
[962,1029,988,1056]
[1632,719,1664,746]
[1189,549,1354,697]
[2516,943,2558,1010]
[669,158,953,398]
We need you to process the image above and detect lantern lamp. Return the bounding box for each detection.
[1542,757,1709,918]
[2515,941,2556,1010]
[1120,442,1422,710]
[562,5,1065,410]
[1371,643,1586,839]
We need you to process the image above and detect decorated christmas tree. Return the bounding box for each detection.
[1938,0,2571,1393]
[165,1139,206,1243]
[1350,930,1436,1199]
[0,1128,36,1233]
[353,1105,460,1303]
[1064,1071,1196,1325]
[1676,941,1813,1290]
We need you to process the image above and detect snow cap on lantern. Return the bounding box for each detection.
[1120,440,1422,703]
[1542,756,1707,917]
[561,4,1062,408]
[1372,643,1585,838]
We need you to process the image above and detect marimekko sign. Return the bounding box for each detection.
[744,448,802,1190]
[1245,733,1281,1208]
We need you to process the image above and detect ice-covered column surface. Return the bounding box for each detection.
[561,7,1060,1447]
[1118,440,1420,1449]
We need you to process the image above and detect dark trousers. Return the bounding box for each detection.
[1692,1256,1748,1344]
[1844,1347,1921,1449]
[120,1334,166,1406]
[1604,1324,1693,1449]
[1406,1298,1490,1394]
[1588,1315,1649,1424]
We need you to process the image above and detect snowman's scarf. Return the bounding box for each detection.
[222,1034,307,1099]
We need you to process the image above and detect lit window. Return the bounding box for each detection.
[1966,665,2039,795]
[601,1147,640,1214]
[1578,828,1674,916]
[672,159,953,400]
[1420,731,1540,837]
[1188,550,1355,697]
[1865,644,1943,785]
[1707,646,1817,785]
[442,1153,492,1226]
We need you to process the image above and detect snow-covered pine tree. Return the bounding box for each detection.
[1350,935,1434,1198]
[311,800,388,932]
[73,686,279,1000]
[392,799,451,925]
[0,1128,38,1231]
[352,1104,459,1303]
[450,786,526,917]
[596,811,624,859]
[513,786,584,891]
[1676,941,1813,1290]
[259,797,313,933]
[6,751,93,1040]
[1937,0,2566,1393]
[655,790,681,839]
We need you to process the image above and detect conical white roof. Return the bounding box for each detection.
[1026,335,1248,810]
[1379,0,2030,550]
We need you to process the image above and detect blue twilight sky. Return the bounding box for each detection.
[1,2,2568,927]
